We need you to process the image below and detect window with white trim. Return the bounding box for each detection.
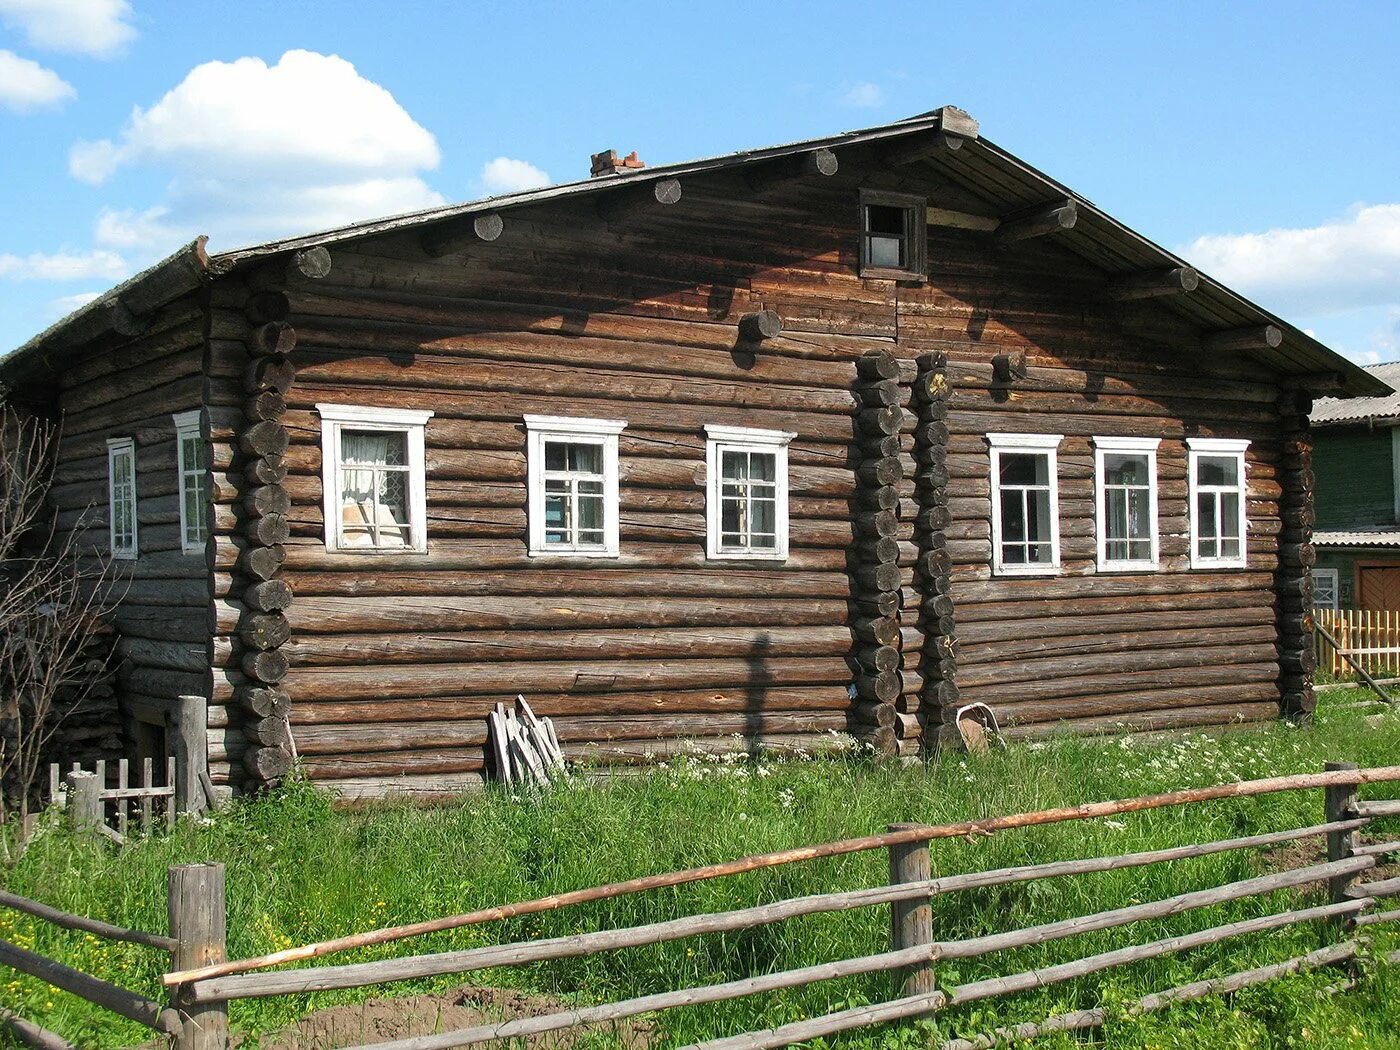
[172,410,211,553]
[106,436,137,560]
[1188,437,1250,568]
[987,432,1063,575]
[1093,436,1160,571]
[525,415,625,557]
[705,425,795,560]
[1312,568,1339,611]
[317,404,433,553]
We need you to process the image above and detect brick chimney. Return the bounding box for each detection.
[590,149,646,177]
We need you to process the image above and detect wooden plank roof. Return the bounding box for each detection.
[3,107,1388,398]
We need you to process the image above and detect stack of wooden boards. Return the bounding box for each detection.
[487,696,565,788]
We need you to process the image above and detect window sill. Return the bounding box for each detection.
[528,547,619,559]
[1097,561,1160,574]
[993,566,1060,578]
[859,266,927,283]
[327,545,429,555]
[1190,560,1248,571]
[111,551,138,561]
[707,551,789,563]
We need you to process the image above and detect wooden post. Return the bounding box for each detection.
[887,823,935,996]
[66,771,101,839]
[169,863,228,1049]
[1325,761,1359,906]
[174,695,209,816]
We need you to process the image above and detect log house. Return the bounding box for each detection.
[1,107,1387,800]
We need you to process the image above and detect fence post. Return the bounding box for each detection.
[168,863,228,1050]
[887,823,935,996]
[1325,761,1359,907]
[174,694,209,817]
[66,771,101,839]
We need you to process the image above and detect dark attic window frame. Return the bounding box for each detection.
[858,189,928,281]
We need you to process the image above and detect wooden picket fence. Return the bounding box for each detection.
[1316,608,1400,678]
[48,758,177,844]
[4,763,1400,1049]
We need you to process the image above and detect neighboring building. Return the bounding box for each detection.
[1311,362,1400,611]
[1,107,1387,800]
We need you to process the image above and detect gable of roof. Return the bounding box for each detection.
[1312,362,1400,426]
[3,106,1389,399]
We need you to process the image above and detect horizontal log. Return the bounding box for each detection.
[0,939,180,1034]
[0,891,176,951]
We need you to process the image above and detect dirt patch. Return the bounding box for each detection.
[222,985,655,1049]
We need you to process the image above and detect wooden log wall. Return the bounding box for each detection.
[1276,389,1316,719]
[895,221,1289,735]
[45,292,211,749]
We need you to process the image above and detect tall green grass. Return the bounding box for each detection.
[2,690,1400,1048]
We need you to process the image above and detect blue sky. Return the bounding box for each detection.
[2,1,1398,362]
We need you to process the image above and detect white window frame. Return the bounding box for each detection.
[987,432,1063,577]
[172,410,210,554]
[106,436,138,560]
[1312,567,1340,611]
[1092,436,1161,573]
[1187,437,1250,570]
[525,414,626,558]
[316,404,433,554]
[704,424,796,561]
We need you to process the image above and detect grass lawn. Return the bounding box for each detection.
[3,687,1400,1049]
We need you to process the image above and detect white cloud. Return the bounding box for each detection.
[47,291,101,317]
[0,249,126,281]
[68,50,446,254]
[1183,204,1400,317]
[842,82,884,108]
[480,157,550,195]
[0,49,75,112]
[0,0,135,58]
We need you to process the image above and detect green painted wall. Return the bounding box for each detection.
[1313,426,1395,530]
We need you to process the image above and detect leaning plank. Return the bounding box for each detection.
[0,1007,78,1050]
[163,765,1400,987]
[683,898,1369,1050]
[0,939,181,1034]
[341,945,929,1050]
[935,855,1374,961]
[937,940,1360,1050]
[0,890,177,951]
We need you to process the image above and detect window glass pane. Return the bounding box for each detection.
[1219,491,1241,539]
[578,479,604,495]
[1002,543,1027,565]
[1027,542,1053,564]
[1105,488,1128,544]
[569,443,602,474]
[750,452,776,483]
[721,450,747,481]
[1198,454,1239,486]
[578,494,604,532]
[1196,493,1218,539]
[751,497,776,537]
[1220,537,1241,559]
[1028,489,1052,544]
[343,430,404,467]
[868,235,903,269]
[1126,488,1151,540]
[1000,491,1025,542]
[1105,453,1147,487]
[721,499,741,535]
[545,441,567,471]
[1000,452,1047,487]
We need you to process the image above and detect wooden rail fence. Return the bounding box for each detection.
[1316,608,1400,678]
[3,764,1400,1049]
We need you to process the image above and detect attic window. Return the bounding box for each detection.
[859,189,927,280]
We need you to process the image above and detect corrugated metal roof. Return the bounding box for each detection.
[1312,362,1400,425]
[1314,528,1400,548]
[3,106,1389,399]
